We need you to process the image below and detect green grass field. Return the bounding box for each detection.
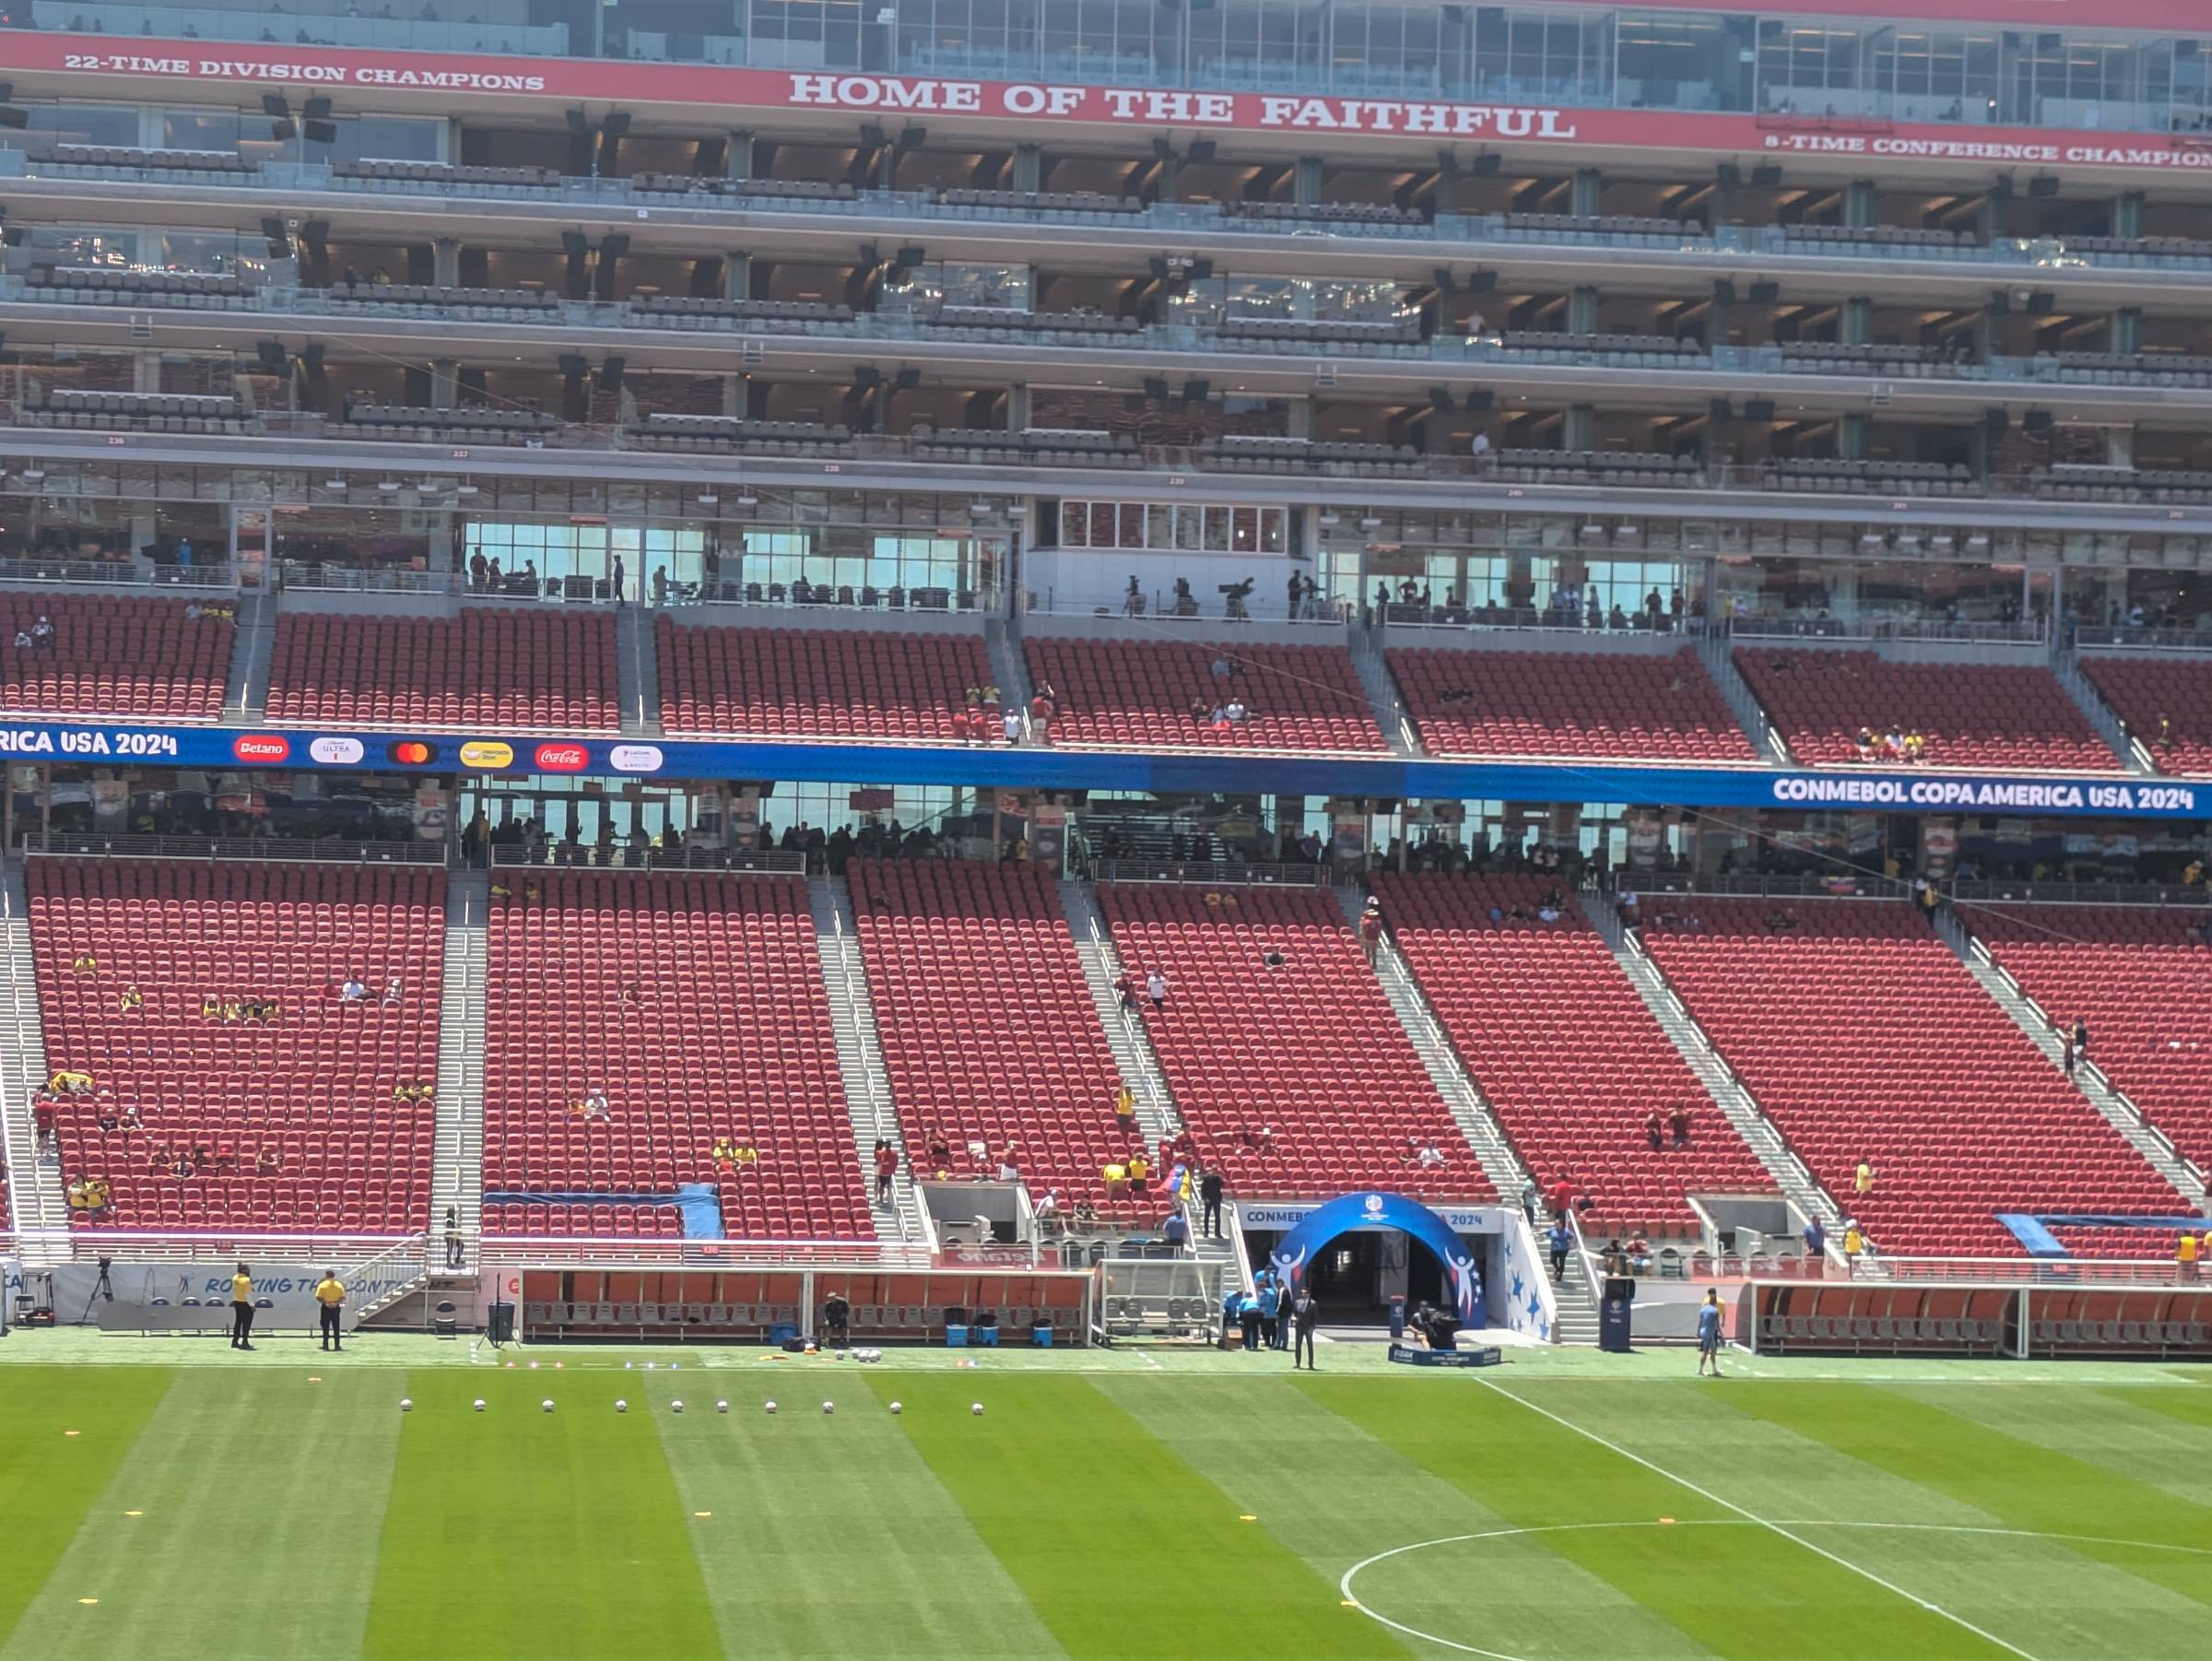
[0,1337,2206,1660]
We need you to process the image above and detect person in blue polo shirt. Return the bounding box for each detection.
[1696,1288,1724,1376]
[1258,1274,1282,1349]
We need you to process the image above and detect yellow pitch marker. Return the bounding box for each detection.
[64,1430,80,1438]
[77,1598,98,1606]
[124,1511,143,1518]
[693,1511,713,1519]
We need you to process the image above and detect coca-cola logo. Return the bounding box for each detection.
[534,743,590,772]
[232,734,290,762]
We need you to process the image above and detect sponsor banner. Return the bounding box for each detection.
[52,1259,418,1325]
[12,34,2212,173]
[0,721,2199,819]
[1240,1202,1504,1233]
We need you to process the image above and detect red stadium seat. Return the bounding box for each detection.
[2080,656,2212,776]
[265,608,618,732]
[29,860,442,1232]
[1638,897,2178,1256]
[477,870,874,1241]
[1735,648,2115,772]
[1093,881,1488,1200]
[655,619,991,740]
[0,594,229,722]
[1024,638,1384,752]
[1390,646,1753,761]
[846,859,1132,1209]
[1373,873,1773,1231]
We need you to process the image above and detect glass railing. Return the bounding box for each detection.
[20,2,571,55]
[1726,616,2049,644]
[17,277,2212,400]
[13,145,2212,284]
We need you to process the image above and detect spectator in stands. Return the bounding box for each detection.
[1644,1107,1665,1150]
[9,628,28,652]
[1199,1169,1225,1238]
[874,1139,898,1206]
[1002,707,1022,745]
[1854,1158,1875,1196]
[339,974,369,1002]
[382,977,403,1006]
[2058,1017,2078,1076]
[1102,1160,1127,1201]
[2177,1230,2199,1281]
[70,953,98,976]
[578,1088,611,1121]
[29,614,53,651]
[1802,1216,1827,1260]
[1843,1219,1865,1259]
[1670,1102,1692,1149]
[1033,1188,1061,1230]
[2071,1016,2090,1066]
[1547,1217,1571,1282]
[1359,897,1384,961]
[996,1144,1020,1183]
[1518,1175,1537,1226]
[1415,1140,1446,1169]
[118,984,143,1014]
[1549,1174,1575,1219]
[1127,1150,1150,1196]
[1145,970,1167,1009]
[1114,1082,1136,1130]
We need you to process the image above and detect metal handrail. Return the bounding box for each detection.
[1092,859,1329,888]
[487,845,805,875]
[1848,1254,2212,1286]
[475,1238,935,1267]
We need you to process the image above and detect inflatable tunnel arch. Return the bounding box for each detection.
[1266,1191,1486,1326]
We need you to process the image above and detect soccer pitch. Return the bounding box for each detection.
[0,1339,2206,1661]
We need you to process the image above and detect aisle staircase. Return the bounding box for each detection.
[1584,893,1848,1257]
[1057,879,1183,1152]
[1931,906,2207,1213]
[807,876,926,1243]
[0,865,63,1254]
[430,869,488,1266]
[1334,886,1531,1205]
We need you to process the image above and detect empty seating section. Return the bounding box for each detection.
[1094,883,1486,1201]
[265,608,618,731]
[1969,904,2212,1172]
[1374,874,1771,1231]
[1023,638,1384,751]
[479,872,873,1240]
[479,1200,685,1238]
[1735,648,2115,770]
[2080,656,2212,774]
[655,621,990,739]
[1390,646,1753,760]
[28,860,442,1231]
[847,861,1131,1207]
[0,595,229,721]
[1637,899,2179,1255]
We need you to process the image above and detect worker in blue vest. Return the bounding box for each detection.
[1258,1274,1283,1349]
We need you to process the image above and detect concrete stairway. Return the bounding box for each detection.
[1931,906,2208,1213]
[1585,893,1849,1254]
[1334,886,1532,1205]
[1350,621,1422,754]
[0,864,63,1254]
[2051,649,2151,774]
[807,876,926,1243]
[431,869,488,1264]
[1056,878,1183,1151]
[617,607,664,737]
[1552,1243,1602,1346]
[984,617,1036,740]
[1697,630,1795,764]
[221,590,278,721]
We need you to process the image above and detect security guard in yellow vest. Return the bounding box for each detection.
[314,1270,347,1351]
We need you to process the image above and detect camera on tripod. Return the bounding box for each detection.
[1218,577,1256,619]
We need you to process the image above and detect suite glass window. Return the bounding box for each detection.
[1056,501,1285,555]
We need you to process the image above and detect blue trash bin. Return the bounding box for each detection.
[1031,1323,1053,1348]
[946,1323,969,1347]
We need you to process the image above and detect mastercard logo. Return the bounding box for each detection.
[534,743,590,772]
[232,734,289,762]
[459,740,516,770]
[386,740,438,767]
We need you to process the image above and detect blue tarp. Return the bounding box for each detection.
[481,1184,724,1239]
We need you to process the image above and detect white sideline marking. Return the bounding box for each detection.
[1339,1520,2209,1659]
[1476,1379,2047,1661]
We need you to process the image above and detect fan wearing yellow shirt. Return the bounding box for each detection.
[315,1270,347,1351]
[229,1263,257,1349]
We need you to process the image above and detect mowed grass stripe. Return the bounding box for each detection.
[1102,1374,1730,1661]
[1731,1384,2212,1615]
[361,1372,720,1661]
[0,1368,173,1649]
[1304,1376,2018,1661]
[0,1369,402,1661]
[867,1374,1399,1660]
[653,1381,1068,1661]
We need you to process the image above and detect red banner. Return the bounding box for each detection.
[7,33,2212,174]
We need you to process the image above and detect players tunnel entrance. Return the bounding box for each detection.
[1297,1229,1453,1325]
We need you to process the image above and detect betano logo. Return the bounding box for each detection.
[458,740,516,770]
[232,734,289,762]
